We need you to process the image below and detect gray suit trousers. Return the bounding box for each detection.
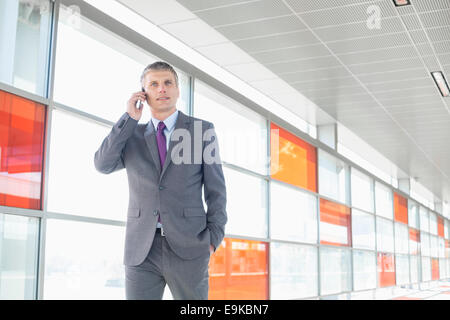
[125,230,211,300]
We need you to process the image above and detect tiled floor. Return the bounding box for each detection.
[391,281,450,300]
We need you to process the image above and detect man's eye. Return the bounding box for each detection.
[165,81,172,85]
[151,83,158,86]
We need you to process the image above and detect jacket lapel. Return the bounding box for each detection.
[160,111,191,182]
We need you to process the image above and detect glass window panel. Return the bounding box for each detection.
[409,228,420,255]
[376,217,394,253]
[393,193,408,224]
[408,200,419,229]
[43,219,125,299]
[318,150,348,204]
[351,168,374,213]
[437,216,444,238]
[419,206,429,232]
[429,212,437,236]
[375,182,393,219]
[439,259,447,279]
[194,80,268,175]
[47,110,129,220]
[319,199,351,247]
[270,181,317,244]
[270,242,317,299]
[353,250,376,291]
[54,4,189,123]
[410,255,419,283]
[271,123,317,192]
[0,0,51,96]
[445,220,449,239]
[421,232,430,257]
[320,247,351,295]
[438,238,445,258]
[351,208,376,250]
[209,238,268,300]
[222,167,267,238]
[0,90,46,210]
[377,253,396,287]
[0,213,39,299]
[395,254,410,285]
[430,235,438,258]
[394,223,409,254]
[446,240,450,258]
[421,257,431,282]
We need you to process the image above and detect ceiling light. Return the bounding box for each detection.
[431,71,450,97]
[393,0,411,6]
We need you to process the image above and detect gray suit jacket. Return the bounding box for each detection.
[94,111,227,266]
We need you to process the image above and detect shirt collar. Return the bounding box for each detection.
[149,109,179,132]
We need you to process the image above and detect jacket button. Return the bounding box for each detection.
[153,210,159,216]
[159,186,165,190]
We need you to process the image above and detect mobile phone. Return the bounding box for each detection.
[137,87,146,109]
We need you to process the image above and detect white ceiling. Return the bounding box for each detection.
[117,0,450,204]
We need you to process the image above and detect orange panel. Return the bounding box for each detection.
[208,238,269,300]
[431,258,439,280]
[437,217,444,238]
[0,90,46,210]
[320,198,351,247]
[377,253,396,287]
[446,240,450,258]
[394,193,408,224]
[270,123,317,192]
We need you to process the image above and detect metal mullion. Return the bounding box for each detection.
[0,82,49,105]
[45,211,126,228]
[37,0,60,300]
[0,205,44,219]
[52,101,115,128]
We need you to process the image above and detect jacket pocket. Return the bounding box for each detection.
[127,207,140,218]
[183,207,206,217]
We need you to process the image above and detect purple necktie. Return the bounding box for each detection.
[156,121,166,224]
[156,121,167,168]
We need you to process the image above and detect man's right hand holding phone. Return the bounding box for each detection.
[127,90,146,121]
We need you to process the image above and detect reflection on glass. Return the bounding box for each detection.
[421,257,431,281]
[47,110,129,220]
[393,193,408,224]
[351,168,374,213]
[430,235,438,258]
[222,167,267,238]
[376,217,394,253]
[0,90,46,210]
[270,242,317,299]
[353,250,376,291]
[271,123,317,192]
[429,212,437,236]
[419,206,429,232]
[319,199,351,247]
[44,219,125,299]
[320,247,351,295]
[377,253,395,287]
[318,150,348,204]
[54,4,189,122]
[351,208,375,250]
[394,223,408,254]
[431,258,439,280]
[209,238,268,300]
[375,182,393,219]
[270,181,317,243]
[408,200,419,229]
[0,0,52,96]
[421,232,430,257]
[409,228,420,255]
[395,254,409,285]
[410,255,419,283]
[0,213,39,299]
[194,81,268,175]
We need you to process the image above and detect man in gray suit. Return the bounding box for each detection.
[94,61,227,300]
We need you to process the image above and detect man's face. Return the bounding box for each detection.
[142,70,180,113]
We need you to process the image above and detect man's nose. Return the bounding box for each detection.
[159,84,167,92]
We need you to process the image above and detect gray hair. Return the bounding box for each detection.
[140,61,179,88]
